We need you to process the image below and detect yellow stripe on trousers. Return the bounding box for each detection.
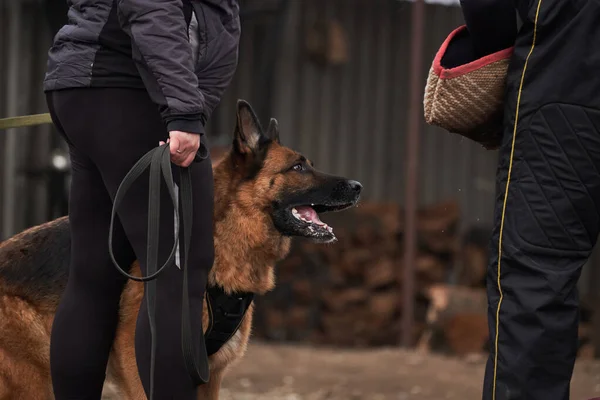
[492,1,543,399]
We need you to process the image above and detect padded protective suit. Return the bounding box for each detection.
[459,0,600,399]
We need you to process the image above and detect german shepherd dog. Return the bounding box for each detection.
[0,100,362,399]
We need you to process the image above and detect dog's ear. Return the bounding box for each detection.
[266,118,280,144]
[234,100,267,155]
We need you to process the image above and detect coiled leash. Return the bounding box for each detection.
[108,143,210,399]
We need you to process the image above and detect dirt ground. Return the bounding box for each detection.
[214,341,600,400]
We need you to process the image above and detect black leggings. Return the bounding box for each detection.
[46,87,214,400]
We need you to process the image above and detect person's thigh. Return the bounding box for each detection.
[483,103,600,400]
[50,87,214,398]
[47,91,137,397]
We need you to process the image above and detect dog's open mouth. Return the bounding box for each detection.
[272,178,362,243]
[292,206,333,232]
[286,202,355,243]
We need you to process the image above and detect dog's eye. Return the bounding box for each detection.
[292,163,304,172]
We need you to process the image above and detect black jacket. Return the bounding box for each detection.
[44,0,241,135]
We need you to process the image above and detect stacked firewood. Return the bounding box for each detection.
[252,200,463,347]
[251,199,596,357]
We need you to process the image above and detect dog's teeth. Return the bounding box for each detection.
[292,208,302,220]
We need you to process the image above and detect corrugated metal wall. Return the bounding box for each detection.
[1,0,502,238]
[207,0,499,231]
[0,0,58,238]
[0,0,514,238]
[1,0,598,317]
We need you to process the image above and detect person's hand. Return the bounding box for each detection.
[159,130,200,167]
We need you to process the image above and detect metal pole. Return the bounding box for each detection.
[401,0,425,348]
[2,1,22,240]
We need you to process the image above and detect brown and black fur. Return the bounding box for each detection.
[0,100,362,400]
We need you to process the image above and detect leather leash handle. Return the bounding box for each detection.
[108,145,179,282]
[108,144,210,400]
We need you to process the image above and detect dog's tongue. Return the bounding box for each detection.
[296,206,323,224]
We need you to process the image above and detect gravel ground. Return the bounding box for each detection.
[216,342,600,400]
[101,341,600,399]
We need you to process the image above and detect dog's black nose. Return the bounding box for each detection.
[348,180,362,193]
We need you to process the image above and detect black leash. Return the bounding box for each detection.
[108,143,209,399]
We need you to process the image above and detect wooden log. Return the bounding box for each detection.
[397,199,460,235]
[353,202,402,235]
[416,254,447,286]
[456,242,487,287]
[368,290,400,323]
[455,226,491,287]
[365,258,397,289]
[321,287,369,312]
[443,313,489,355]
[418,284,488,354]
[337,249,373,279]
[419,230,460,254]
[261,308,287,340]
[292,279,313,304]
[275,252,304,282]
[287,306,312,330]
[320,307,373,347]
[424,284,488,324]
[328,263,347,286]
[416,199,460,233]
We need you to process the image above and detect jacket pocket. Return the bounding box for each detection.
[191,1,239,73]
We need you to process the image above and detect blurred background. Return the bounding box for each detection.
[2,0,600,398]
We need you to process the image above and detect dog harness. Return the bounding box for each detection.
[205,286,254,356]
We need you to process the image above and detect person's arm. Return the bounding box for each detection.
[117,0,206,135]
[460,0,517,57]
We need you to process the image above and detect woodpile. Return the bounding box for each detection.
[251,199,596,358]
[417,284,488,356]
[454,226,491,288]
[252,200,464,347]
[418,283,595,357]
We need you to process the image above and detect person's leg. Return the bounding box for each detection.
[47,93,137,399]
[482,103,600,400]
[50,87,214,399]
